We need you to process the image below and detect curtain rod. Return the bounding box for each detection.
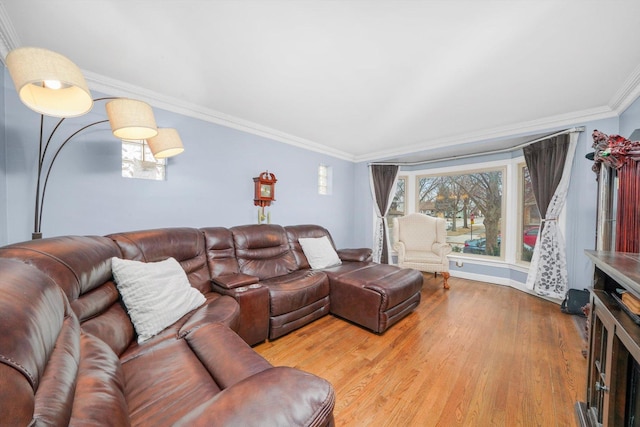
[368,126,586,166]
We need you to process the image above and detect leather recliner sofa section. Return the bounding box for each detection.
[0,223,423,426]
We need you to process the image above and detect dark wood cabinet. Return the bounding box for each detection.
[578,251,640,426]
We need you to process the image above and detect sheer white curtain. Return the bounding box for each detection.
[525,131,579,299]
[369,165,399,264]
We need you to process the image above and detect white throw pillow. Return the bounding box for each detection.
[299,236,342,269]
[111,257,206,343]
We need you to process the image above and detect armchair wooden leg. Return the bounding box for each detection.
[442,272,450,290]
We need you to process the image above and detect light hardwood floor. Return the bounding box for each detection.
[254,274,587,427]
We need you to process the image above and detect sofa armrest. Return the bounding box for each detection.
[185,322,272,387]
[178,295,241,338]
[431,242,452,258]
[337,248,372,262]
[209,283,270,346]
[211,273,259,289]
[174,367,335,427]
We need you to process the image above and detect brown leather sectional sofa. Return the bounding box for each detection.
[0,223,423,426]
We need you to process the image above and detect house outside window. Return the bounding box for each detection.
[416,168,504,258]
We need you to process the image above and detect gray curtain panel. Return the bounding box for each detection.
[523,133,570,226]
[371,165,399,264]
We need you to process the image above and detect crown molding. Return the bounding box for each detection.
[609,62,640,115]
[354,105,618,163]
[83,70,356,162]
[0,3,19,64]
[86,67,622,165]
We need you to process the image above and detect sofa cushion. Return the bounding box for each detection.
[174,367,335,427]
[112,257,206,343]
[70,332,130,426]
[285,224,336,269]
[261,270,330,316]
[299,236,342,269]
[0,259,79,426]
[108,228,212,293]
[201,227,241,278]
[231,224,298,280]
[122,339,222,426]
[0,235,121,304]
[0,236,137,356]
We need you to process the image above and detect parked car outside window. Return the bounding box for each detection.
[463,237,501,255]
[523,226,539,247]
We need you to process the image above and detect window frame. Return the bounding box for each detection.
[379,155,569,272]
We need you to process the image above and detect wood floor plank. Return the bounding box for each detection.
[254,274,587,426]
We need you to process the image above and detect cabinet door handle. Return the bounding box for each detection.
[595,381,609,392]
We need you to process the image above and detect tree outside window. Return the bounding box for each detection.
[417,169,504,257]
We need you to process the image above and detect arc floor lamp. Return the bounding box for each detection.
[6,47,185,239]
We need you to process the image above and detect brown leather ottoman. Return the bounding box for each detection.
[323,263,423,333]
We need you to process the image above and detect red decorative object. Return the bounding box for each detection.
[253,171,277,207]
[591,131,640,252]
[591,130,640,174]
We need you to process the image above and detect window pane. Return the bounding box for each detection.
[416,170,503,258]
[318,164,332,195]
[387,177,407,245]
[521,165,540,262]
[122,140,166,181]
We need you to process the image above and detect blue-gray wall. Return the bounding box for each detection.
[2,69,357,247]
[0,70,6,244]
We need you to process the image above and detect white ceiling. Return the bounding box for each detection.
[2,1,640,162]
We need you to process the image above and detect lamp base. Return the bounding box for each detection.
[32,232,42,240]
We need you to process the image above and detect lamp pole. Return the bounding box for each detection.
[32,97,115,239]
[6,47,169,240]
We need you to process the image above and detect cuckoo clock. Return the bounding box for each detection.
[253,171,277,207]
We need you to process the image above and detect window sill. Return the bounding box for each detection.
[447,254,530,273]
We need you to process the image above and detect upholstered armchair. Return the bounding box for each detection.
[393,213,452,289]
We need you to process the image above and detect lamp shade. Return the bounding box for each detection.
[6,47,93,118]
[147,128,184,158]
[106,99,158,140]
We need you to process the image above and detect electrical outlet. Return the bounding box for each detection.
[456,260,463,267]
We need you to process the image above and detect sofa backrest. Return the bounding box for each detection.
[201,227,241,278]
[284,224,337,270]
[0,258,130,426]
[0,236,136,356]
[230,224,298,280]
[108,227,212,294]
